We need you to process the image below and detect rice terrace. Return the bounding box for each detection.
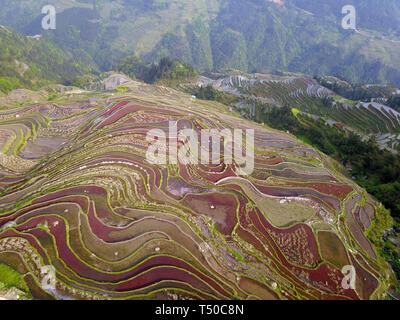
[0,74,394,300]
[1,0,400,304]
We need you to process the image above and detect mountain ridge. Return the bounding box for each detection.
[1,0,400,85]
[0,26,98,94]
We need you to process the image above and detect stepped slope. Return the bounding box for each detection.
[0,27,97,94]
[201,73,400,152]
[0,76,393,300]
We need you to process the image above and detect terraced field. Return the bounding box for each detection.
[212,74,332,107]
[330,102,400,135]
[201,73,400,152]
[0,75,393,300]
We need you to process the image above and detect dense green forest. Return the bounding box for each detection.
[186,84,240,106]
[0,27,97,94]
[315,76,395,101]
[1,0,400,86]
[188,84,221,100]
[113,56,197,84]
[387,95,400,112]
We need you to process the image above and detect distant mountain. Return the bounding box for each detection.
[0,0,399,86]
[1,0,400,86]
[0,26,98,94]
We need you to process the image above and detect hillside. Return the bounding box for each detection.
[197,72,400,152]
[0,26,98,94]
[0,74,396,300]
[1,0,400,85]
[190,72,400,238]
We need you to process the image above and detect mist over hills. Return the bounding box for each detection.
[1,0,400,85]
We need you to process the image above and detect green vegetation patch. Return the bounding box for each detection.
[0,264,31,295]
[113,56,197,84]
